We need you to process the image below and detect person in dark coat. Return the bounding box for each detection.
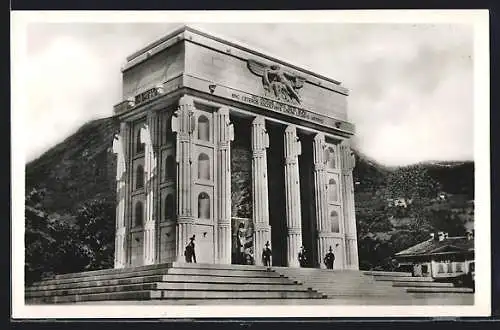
[298,246,307,267]
[324,245,335,269]
[184,235,196,263]
[262,241,272,268]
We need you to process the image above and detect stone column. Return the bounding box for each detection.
[216,107,234,264]
[284,125,303,267]
[140,112,160,265]
[340,140,359,270]
[172,96,196,262]
[251,116,271,265]
[112,122,130,269]
[312,133,330,269]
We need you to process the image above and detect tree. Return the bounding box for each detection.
[74,198,115,271]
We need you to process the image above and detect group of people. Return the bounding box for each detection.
[185,234,337,270]
[298,245,337,269]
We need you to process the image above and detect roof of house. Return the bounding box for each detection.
[395,236,474,257]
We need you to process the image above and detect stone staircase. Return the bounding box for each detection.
[272,269,474,305]
[25,264,474,305]
[25,263,325,304]
[366,271,475,295]
[272,267,415,304]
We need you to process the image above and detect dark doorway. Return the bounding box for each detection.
[266,122,287,266]
[230,115,253,265]
[298,132,317,267]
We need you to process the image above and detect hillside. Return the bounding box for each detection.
[24,116,475,280]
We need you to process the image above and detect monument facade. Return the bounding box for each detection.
[112,25,359,270]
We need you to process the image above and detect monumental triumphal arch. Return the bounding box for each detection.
[112,25,359,270]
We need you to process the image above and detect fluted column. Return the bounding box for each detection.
[112,122,130,269]
[172,96,196,262]
[251,116,271,265]
[216,107,234,264]
[312,133,330,268]
[340,140,359,270]
[284,125,303,267]
[140,112,160,265]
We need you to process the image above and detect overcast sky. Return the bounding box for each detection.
[25,22,474,166]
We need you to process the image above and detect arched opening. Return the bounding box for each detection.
[198,153,210,180]
[328,178,338,202]
[165,194,174,220]
[165,155,175,180]
[136,130,144,154]
[326,147,336,169]
[134,201,143,227]
[198,192,210,219]
[197,115,210,141]
[330,210,340,233]
[136,165,144,189]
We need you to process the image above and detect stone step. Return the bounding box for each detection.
[52,263,271,280]
[26,282,311,298]
[27,274,296,292]
[26,290,159,304]
[26,289,324,304]
[362,271,412,277]
[372,276,434,282]
[393,281,455,288]
[32,267,282,286]
[406,287,474,294]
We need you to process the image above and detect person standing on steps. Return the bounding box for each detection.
[184,235,197,263]
[262,241,272,269]
[324,245,336,270]
[298,246,307,267]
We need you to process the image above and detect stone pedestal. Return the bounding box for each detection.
[284,125,303,267]
[216,107,233,264]
[251,116,271,265]
[173,96,196,261]
[312,133,329,268]
[340,140,359,270]
[113,122,130,269]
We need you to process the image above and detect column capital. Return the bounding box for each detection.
[217,106,230,116]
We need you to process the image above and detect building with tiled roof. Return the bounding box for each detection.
[395,231,474,281]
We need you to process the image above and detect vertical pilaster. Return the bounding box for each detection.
[112,122,130,269]
[340,140,359,270]
[140,112,160,265]
[284,125,303,267]
[216,107,233,264]
[251,116,271,265]
[172,96,196,262]
[312,133,330,268]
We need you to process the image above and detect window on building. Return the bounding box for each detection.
[326,147,336,169]
[456,263,463,272]
[136,165,144,189]
[136,130,144,154]
[198,153,210,180]
[197,115,210,141]
[165,155,175,180]
[134,201,143,227]
[198,192,210,219]
[422,264,429,274]
[330,210,340,233]
[165,194,174,220]
[328,178,338,202]
[447,262,453,273]
[438,263,445,273]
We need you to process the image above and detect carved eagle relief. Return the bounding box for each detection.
[247,59,306,105]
